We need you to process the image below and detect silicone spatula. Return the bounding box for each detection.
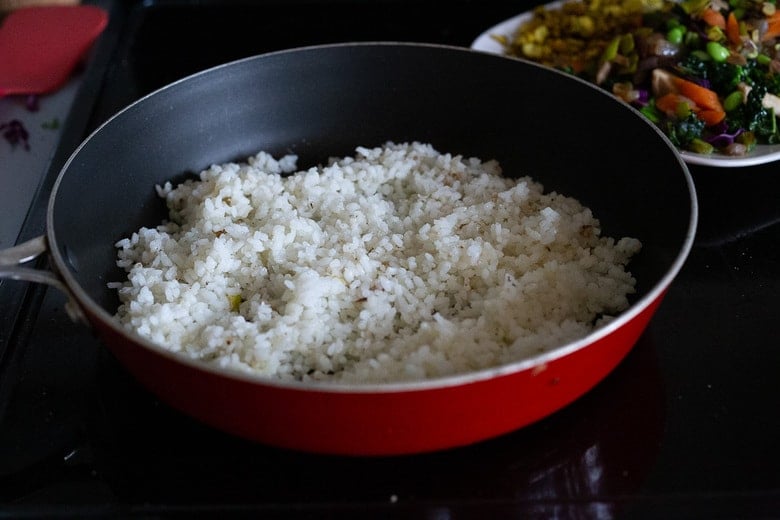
[0,5,108,97]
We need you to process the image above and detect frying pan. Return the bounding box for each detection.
[0,43,697,456]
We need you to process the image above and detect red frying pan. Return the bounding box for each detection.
[0,43,697,455]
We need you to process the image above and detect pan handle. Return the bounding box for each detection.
[0,235,86,323]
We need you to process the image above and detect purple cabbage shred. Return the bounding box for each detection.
[0,119,31,151]
[706,127,744,148]
[25,95,40,112]
[634,89,650,107]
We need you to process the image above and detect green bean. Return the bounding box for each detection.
[619,33,635,54]
[640,105,661,123]
[675,102,692,119]
[691,49,711,61]
[601,36,621,62]
[737,131,756,149]
[688,138,714,154]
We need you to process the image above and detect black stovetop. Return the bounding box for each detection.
[1,1,779,517]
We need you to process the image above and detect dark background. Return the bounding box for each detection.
[1,1,779,517]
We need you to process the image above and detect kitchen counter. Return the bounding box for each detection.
[1,1,779,517]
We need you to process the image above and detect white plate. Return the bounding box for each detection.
[471,6,780,168]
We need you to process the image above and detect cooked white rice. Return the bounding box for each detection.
[110,141,641,383]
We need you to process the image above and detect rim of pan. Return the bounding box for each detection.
[47,41,699,394]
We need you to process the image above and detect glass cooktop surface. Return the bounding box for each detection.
[1,1,779,517]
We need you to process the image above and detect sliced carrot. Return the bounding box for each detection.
[671,76,725,112]
[758,10,780,41]
[655,92,679,114]
[696,108,727,126]
[726,12,741,45]
[761,18,780,41]
[568,58,587,74]
[701,7,726,29]
[656,92,695,116]
[656,92,725,126]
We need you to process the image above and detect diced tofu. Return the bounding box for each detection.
[651,68,677,98]
[737,82,780,115]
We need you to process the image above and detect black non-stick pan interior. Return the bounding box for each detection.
[49,43,693,316]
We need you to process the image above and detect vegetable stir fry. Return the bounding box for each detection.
[497,0,780,155]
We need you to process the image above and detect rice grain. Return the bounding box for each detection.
[111,142,641,383]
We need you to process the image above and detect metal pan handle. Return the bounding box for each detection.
[0,235,86,323]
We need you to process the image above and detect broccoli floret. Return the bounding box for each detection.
[677,55,780,147]
[747,86,778,141]
[743,61,780,92]
[665,112,706,147]
[708,62,748,93]
[677,54,747,93]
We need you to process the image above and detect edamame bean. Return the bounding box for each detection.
[667,26,684,45]
[723,90,743,111]
[706,41,730,62]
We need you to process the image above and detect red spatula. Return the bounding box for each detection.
[0,5,108,97]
